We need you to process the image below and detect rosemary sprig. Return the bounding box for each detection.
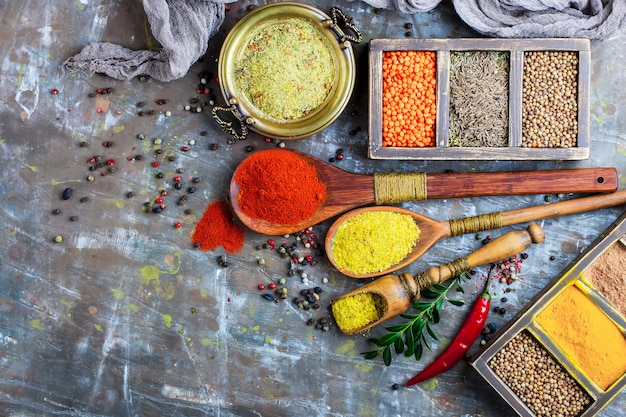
[361,272,471,366]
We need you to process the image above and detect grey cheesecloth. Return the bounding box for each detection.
[63,0,626,82]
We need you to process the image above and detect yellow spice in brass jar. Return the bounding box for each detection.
[233,17,336,122]
[332,292,385,332]
[330,211,420,275]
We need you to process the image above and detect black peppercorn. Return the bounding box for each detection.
[209,143,218,150]
[62,187,73,200]
[52,209,61,215]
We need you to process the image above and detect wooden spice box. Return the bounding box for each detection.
[469,210,626,417]
[368,38,591,160]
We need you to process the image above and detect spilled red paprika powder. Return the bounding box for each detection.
[192,200,244,253]
[234,149,326,225]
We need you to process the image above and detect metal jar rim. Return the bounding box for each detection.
[216,2,358,141]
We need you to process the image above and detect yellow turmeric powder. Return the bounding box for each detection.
[535,284,626,390]
[332,293,385,332]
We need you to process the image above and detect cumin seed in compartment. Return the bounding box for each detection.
[449,51,510,148]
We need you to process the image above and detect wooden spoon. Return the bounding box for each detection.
[326,189,626,278]
[331,224,545,335]
[229,149,617,235]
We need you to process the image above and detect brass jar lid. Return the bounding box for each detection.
[214,2,360,141]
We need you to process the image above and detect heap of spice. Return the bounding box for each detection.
[234,150,326,226]
[535,285,626,390]
[449,51,509,147]
[522,51,578,148]
[489,331,592,417]
[382,50,437,148]
[192,200,245,253]
[583,242,626,317]
[332,292,385,332]
[233,17,336,122]
[330,211,420,275]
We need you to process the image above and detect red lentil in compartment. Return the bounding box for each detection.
[382,50,437,148]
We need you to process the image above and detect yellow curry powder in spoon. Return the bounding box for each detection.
[330,211,420,275]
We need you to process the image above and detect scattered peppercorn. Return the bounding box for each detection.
[52,209,61,215]
[391,383,400,390]
[209,143,218,150]
[70,216,78,222]
[62,187,73,200]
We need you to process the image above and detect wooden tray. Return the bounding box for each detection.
[368,38,591,160]
[469,210,626,417]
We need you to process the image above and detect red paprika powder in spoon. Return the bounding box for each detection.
[233,149,326,226]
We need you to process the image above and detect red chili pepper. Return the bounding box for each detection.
[405,281,491,386]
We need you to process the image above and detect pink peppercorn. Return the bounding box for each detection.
[97,108,103,114]
[258,284,265,291]
[50,88,59,95]
[175,222,182,229]
[106,159,115,166]
[268,283,277,290]
[155,197,164,204]
[152,161,160,167]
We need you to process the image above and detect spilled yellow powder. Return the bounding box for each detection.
[330,211,420,275]
[332,293,385,332]
[535,285,626,390]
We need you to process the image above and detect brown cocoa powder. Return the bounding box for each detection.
[583,240,626,317]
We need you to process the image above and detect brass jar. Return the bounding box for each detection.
[213,2,361,142]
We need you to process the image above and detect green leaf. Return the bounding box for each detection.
[376,332,400,347]
[404,327,415,356]
[386,323,409,333]
[426,323,438,341]
[433,283,448,292]
[456,284,465,293]
[422,332,432,350]
[448,299,465,307]
[399,313,418,320]
[421,288,439,299]
[383,345,392,366]
[361,350,381,360]
[414,342,423,361]
[435,299,444,311]
[412,301,432,311]
[394,336,405,354]
[432,307,440,324]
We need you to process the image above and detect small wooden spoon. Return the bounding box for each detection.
[229,149,617,235]
[331,224,545,335]
[326,189,626,278]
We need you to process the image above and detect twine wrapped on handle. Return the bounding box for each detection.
[409,258,470,302]
[449,213,504,236]
[373,172,428,204]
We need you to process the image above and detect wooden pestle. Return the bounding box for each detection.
[332,223,545,335]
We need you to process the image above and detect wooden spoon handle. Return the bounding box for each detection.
[499,189,626,226]
[424,168,617,199]
[445,189,626,236]
[427,224,545,286]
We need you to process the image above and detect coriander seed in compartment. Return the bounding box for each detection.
[489,330,593,417]
[522,51,579,148]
